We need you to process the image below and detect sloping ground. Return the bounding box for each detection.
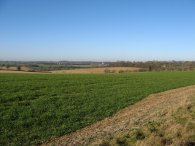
[43,86,195,146]
[50,67,141,74]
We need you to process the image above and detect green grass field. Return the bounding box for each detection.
[1,71,195,146]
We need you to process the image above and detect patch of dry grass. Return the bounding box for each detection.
[98,96,195,146]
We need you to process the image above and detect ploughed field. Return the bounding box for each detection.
[1,71,195,146]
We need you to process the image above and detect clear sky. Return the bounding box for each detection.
[0,0,195,61]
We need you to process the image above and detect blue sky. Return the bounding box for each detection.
[0,0,195,61]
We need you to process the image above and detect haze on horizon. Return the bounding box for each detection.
[0,0,195,61]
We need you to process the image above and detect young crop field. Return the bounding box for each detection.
[1,71,195,146]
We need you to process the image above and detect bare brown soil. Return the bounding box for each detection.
[0,70,51,74]
[0,67,141,74]
[0,66,41,74]
[42,86,195,146]
[49,67,141,74]
[0,70,32,73]
[0,66,54,74]
[0,66,31,71]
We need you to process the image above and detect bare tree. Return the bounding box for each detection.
[17,66,21,71]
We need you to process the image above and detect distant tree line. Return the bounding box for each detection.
[108,61,195,71]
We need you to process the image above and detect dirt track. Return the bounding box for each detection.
[42,85,195,146]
